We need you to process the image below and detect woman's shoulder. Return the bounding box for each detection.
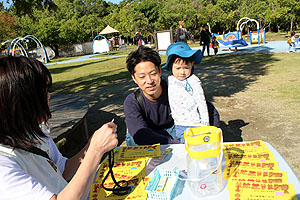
[0,144,16,158]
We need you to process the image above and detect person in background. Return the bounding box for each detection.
[0,56,118,200]
[287,32,296,53]
[124,46,180,146]
[162,42,210,143]
[200,24,211,56]
[212,36,219,55]
[175,20,188,43]
[135,32,144,48]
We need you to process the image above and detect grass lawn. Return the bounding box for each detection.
[48,52,300,112]
[265,31,290,41]
[48,56,130,93]
[201,53,300,108]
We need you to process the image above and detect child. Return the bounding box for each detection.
[162,42,210,143]
[212,36,219,55]
[287,32,296,53]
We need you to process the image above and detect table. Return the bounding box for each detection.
[145,143,300,200]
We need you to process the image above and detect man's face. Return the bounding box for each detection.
[132,61,162,101]
[172,58,194,81]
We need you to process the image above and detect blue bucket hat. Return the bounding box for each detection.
[162,42,202,71]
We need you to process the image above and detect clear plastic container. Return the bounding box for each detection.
[186,150,222,196]
[184,126,226,198]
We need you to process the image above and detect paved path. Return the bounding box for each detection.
[49,94,89,157]
[45,54,127,66]
[195,40,300,56]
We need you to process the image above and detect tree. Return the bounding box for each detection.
[0,2,4,11]
[10,0,57,17]
[264,0,291,34]
[4,0,299,56]
[16,0,115,56]
[0,12,19,43]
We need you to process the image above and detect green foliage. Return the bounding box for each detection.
[0,12,19,43]
[1,0,300,53]
[11,0,57,17]
[0,2,3,11]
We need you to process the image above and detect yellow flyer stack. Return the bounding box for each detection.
[89,144,160,200]
[223,140,298,200]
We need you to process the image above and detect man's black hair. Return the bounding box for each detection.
[126,46,161,76]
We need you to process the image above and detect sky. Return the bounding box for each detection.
[106,0,122,4]
[1,0,122,8]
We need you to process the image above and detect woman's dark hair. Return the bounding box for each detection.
[126,46,161,76]
[0,56,52,150]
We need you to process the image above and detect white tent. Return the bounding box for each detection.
[99,25,119,35]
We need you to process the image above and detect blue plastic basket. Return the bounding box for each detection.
[145,168,179,200]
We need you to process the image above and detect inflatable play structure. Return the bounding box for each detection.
[211,17,266,50]
[92,35,110,55]
[212,32,248,50]
[1,35,50,63]
[217,38,248,50]
[237,17,266,44]
[92,25,122,55]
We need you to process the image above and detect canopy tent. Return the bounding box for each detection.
[99,25,119,35]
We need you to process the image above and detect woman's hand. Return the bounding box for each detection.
[89,122,118,154]
[56,122,119,200]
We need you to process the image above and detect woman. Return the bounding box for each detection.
[175,20,188,43]
[200,24,211,56]
[0,56,118,200]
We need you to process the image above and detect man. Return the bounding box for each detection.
[124,46,180,145]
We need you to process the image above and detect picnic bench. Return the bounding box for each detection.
[49,94,89,157]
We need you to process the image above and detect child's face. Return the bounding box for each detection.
[172,58,194,81]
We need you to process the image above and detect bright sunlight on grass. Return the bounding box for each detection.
[48,52,299,110]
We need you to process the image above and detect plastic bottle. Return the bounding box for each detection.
[186,142,223,197]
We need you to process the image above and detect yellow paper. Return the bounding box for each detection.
[228,172,289,185]
[227,182,298,200]
[159,148,173,160]
[94,157,148,183]
[224,160,280,180]
[223,140,270,154]
[90,181,147,200]
[91,177,151,200]
[224,151,275,162]
[229,168,288,180]
[224,141,298,200]
[116,144,161,160]
[223,141,279,180]
[90,155,149,200]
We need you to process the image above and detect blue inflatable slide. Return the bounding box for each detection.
[218,39,248,50]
